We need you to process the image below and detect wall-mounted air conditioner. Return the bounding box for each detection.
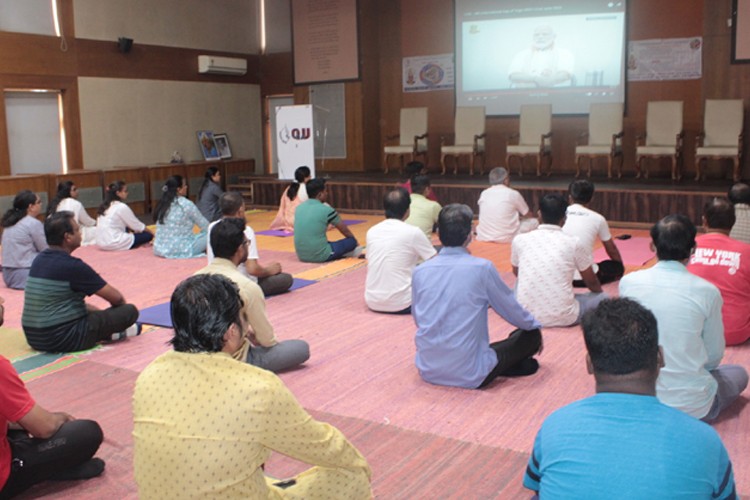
[198,55,247,76]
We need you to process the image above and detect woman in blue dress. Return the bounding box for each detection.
[152,175,208,258]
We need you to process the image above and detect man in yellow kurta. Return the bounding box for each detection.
[132,273,371,499]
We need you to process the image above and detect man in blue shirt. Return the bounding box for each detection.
[412,203,542,389]
[524,298,737,499]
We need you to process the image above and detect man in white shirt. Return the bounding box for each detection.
[365,188,436,314]
[207,191,292,296]
[476,167,538,243]
[563,180,623,286]
[620,214,748,421]
[728,182,750,244]
[512,194,606,327]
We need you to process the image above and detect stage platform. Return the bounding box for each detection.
[234,172,735,228]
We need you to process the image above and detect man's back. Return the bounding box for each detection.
[476,185,528,242]
[562,203,610,253]
[365,219,435,312]
[524,393,736,499]
[294,199,338,262]
[619,262,724,418]
[511,226,591,326]
[689,233,750,345]
[413,248,537,388]
[405,194,440,238]
[730,203,750,243]
[134,351,370,499]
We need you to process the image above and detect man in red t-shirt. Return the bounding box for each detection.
[0,345,104,497]
[688,198,750,345]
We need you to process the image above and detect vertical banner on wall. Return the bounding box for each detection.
[275,105,316,180]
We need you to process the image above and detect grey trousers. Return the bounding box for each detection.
[702,364,749,422]
[258,272,294,297]
[246,339,310,373]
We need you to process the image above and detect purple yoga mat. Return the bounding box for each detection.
[342,219,366,226]
[593,237,655,266]
[256,229,294,237]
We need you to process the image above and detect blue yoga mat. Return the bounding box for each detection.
[256,229,294,237]
[137,279,319,326]
[137,302,173,328]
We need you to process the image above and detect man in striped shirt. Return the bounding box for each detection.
[22,211,139,353]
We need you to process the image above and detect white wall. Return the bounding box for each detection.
[78,78,263,170]
[264,0,292,54]
[74,0,260,54]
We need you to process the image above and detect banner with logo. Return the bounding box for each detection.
[275,105,316,180]
[627,38,702,81]
[403,53,454,93]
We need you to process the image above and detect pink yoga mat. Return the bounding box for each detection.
[594,237,655,266]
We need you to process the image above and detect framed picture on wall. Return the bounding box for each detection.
[732,0,750,62]
[196,130,220,160]
[214,133,232,159]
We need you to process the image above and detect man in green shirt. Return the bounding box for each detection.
[294,178,360,262]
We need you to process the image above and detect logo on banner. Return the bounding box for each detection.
[279,125,311,144]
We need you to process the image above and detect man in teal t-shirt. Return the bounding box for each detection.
[293,178,359,263]
[523,298,737,499]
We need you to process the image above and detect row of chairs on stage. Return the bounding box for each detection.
[383,100,745,182]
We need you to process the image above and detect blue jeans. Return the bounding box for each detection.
[326,237,357,261]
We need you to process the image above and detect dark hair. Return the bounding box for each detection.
[539,193,568,224]
[568,179,595,204]
[728,182,750,205]
[198,166,220,200]
[404,161,424,178]
[438,204,473,247]
[210,217,246,259]
[650,214,696,261]
[384,188,410,219]
[170,274,243,353]
[45,211,76,246]
[582,298,659,375]
[152,175,185,224]
[411,174,431,195]
[287,166,311,201]
[306,178,327,199]
[219,191,244,216]
[704,197,736,230]
[98,181,127,216]
[48,181,75,216]
[2,190,38,228]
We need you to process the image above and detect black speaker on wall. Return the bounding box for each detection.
[117,37,133,53]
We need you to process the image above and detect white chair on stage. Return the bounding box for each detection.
[383,107,428,174]
[694,99,744,182]
[575,103,624,178]
[506,104,553,176]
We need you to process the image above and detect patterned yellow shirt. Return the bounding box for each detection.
[133,351,371,499]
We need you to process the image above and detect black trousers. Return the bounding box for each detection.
[573,260,625,288]
[478,328,543,389]
[0,420,103,499]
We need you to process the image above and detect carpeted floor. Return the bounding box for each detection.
[1,210,748,498]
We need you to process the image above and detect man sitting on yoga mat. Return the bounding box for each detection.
[22,211,140,353]
[133,274,371,499]
[412,204,542,389]
[196,218,309,373]
[293,178,362,262]
[0,353,105,498]
[207,191,293,297]
[563,179,624,286]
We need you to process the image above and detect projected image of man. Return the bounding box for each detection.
[508,25,574,88]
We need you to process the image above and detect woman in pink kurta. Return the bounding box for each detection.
[269,166,311,232]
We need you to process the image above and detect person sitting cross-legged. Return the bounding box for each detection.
[365,188,436,314]
[133,273,371,499]
[620,214,748,421]
[475,167,538,243]
[404,175,441,239]
[524,298,737,499]
[207,191,293,297]
[512,193,607,327]
[294,178,361,262]
[563,179,624,286]
[412,204,542,389]
[196,218,309,373]
[22,211,140,353]
[688,197,750,346]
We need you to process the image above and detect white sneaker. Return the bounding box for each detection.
[110,323,142,341]
[344,246,365,259]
